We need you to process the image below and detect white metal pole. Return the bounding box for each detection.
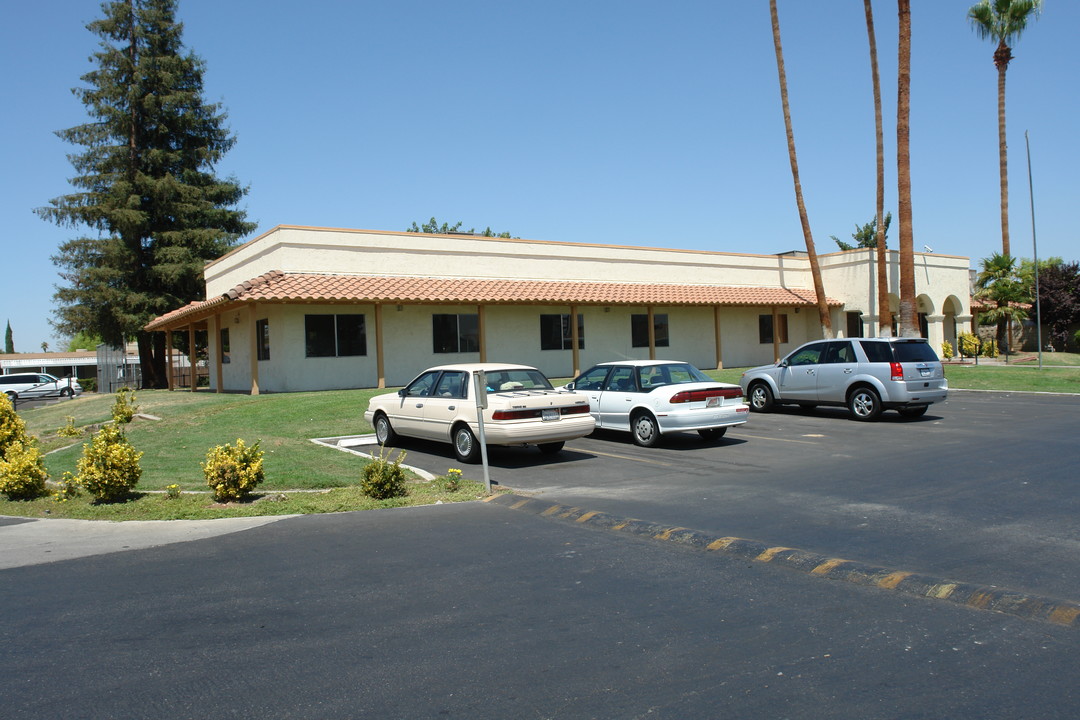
[1025,131,1042,370]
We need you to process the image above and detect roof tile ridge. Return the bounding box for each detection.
[226,269,284,300]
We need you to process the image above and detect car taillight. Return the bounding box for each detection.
[669,387,743,404]
[491,404,590,420]
[890,362,903,381]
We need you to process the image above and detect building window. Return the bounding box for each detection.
[758,314,789,344]
[256,319,270,361]
[305,314,367,358]
[433,313,479,354]
[846,312,864,338]
[540,314,585,350]
[631,314,669,347]
[220,328,231,364]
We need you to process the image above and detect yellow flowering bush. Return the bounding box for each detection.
[940,340,954,360]
[111,387,139,424]
[57,416,83,438]
[76,423,143,502]
[0,392,30,455]
[203,439,264,502]
[958,332,979,358]
[0,440,48,500]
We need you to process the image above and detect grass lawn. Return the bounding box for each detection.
[2,387,497,521]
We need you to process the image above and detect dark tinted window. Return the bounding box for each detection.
[822,341,856,364]
[859,341,894,363]
[787,344,824,366]
[893,341,939,362]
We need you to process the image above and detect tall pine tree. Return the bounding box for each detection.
[37,0,254,388]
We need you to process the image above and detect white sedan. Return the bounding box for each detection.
[563,360,748,447]
[364,363,595,463]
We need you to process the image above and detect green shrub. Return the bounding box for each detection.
[360,447,408,500]
[982,338,998,358]
[958,332,979,358]
[111,387,139,424]
[75,424,143,502]
[81,377,97,393]
[0,440,48,500]
[940,340,954,360]
[203,439,265,502]
[0,393,30,455]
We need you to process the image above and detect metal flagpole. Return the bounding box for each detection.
[1025,131,1042,370]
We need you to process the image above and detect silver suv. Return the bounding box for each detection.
[739,337,947,421]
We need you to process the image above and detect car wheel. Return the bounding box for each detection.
[631,412,661,447]
[748,383,774,412]
[453,424,481,464]
[60,387,73,398]
[4,391,16,404]
[698,427,727,442]
[898,405,929,419]
[848,386,882,421]
[374,413,398,446]
[538,441,564,455]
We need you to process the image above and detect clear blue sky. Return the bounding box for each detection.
[2,1,1077,352]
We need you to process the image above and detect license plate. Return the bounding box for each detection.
[919,368,932,377]
[707,396,721,408]
[542,409,559,421]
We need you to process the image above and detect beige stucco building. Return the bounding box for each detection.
[146,225,972,393]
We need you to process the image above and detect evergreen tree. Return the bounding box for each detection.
[37,0,255,388]
[4,321,13,354]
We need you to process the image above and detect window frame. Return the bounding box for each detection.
[540,313,585,350]
[631,313,669,348]
[256,319,270,361]
[304,314,367,358]
[432,313,480,354]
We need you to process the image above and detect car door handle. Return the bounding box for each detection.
[844,368,853,374]
[414,403,424,408]
[448,405,456,410]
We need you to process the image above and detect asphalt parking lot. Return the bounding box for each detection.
[5,390,1079,718]
[372,390,1080,605]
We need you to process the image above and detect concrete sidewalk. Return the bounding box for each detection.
[0,514,295,570]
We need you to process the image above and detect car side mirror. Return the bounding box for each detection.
[565,381,576,391]
[778,360,788,368]
[397,388,407,397]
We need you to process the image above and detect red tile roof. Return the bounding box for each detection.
[146,270,840,330]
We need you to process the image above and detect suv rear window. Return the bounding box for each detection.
[859,340,939,363]
[892,341,939,362]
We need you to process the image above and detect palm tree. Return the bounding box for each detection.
[864,0,891,336]
[769,0,832,339]
[967,0,1042,256]
[896,0,918,337]
[975,252,1029,352]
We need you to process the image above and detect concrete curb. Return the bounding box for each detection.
[484,493,1080,629]
[310,434,437,480]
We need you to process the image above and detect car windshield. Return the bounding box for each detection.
[484,368,554,392]
[637,363,710,389]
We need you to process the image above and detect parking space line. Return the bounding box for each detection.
[576,447,675,467]
[730,432,817,445]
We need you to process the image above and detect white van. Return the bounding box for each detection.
[0,373,83,403]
